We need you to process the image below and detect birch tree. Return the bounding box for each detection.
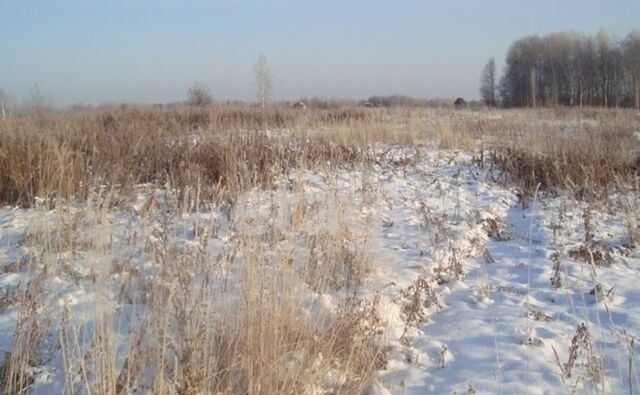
[499,30,638,108]
[254,54,272,109]
[27,83,53,112]
[480,57,497,107]
[624,30,640,109]
[0,88,7,120]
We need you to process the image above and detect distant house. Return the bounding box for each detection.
[454,98,466,108]
[293,101,306,109]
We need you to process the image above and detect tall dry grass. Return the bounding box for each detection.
[0,106,420,208]
[0,177,386,394]
[441,108,640,198]
[2,104,637,204]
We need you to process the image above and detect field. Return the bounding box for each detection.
[0,106,639,394]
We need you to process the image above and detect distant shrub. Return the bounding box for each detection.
[186,83,213,107]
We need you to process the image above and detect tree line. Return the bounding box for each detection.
[481,30,640,109]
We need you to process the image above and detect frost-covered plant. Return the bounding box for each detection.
[582,206,594,246]
[482,217,505,241]
[550,252,563,288]
[399,276,442,344]
[563,323,603,385]
[434,245,464,283]
[437,344,448,369]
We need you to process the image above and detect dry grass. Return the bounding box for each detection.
[2,105,639,394]
[1,276,49,394]
[0,106,419,208]
[407,108,640,198]
[467,108,640,198]
[4,105,635,206]
[0,173,386,394]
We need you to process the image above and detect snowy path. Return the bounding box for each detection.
[369,150,529,394]
[372,149,640,394]
[395,198,565,394]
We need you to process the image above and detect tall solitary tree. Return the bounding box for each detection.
[27,83,53,112]
[480,57,497,106]
[254,54,272,109]
[0,87,7,120]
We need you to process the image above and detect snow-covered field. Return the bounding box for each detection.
[1,141,639,394]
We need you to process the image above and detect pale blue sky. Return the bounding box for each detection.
[1,1,638,105]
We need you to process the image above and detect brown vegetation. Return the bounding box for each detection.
[1,106,638,209]
[0,106,409,208]
[1,104,639,394]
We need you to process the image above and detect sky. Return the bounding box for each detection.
[1,1,639,106]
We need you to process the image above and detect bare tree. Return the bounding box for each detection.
[596,30,615,107]
[500,35,545,107]
[544,32,577,106]
[480,57,497,107]
[624,30,640,109]
[186,83,213,106]
[26,83,53,112]
[254,54,272,109]
[577,36,597,106]
[500,30,638,108]
[0,87,7,120]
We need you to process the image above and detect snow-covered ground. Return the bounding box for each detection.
[1,143,639,394]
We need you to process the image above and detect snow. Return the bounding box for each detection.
[0,142,639,394]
